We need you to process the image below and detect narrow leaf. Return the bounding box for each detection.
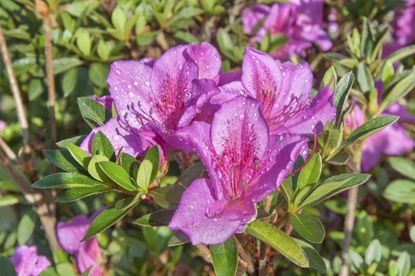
[32,173,105,189]
[297,154,322,189]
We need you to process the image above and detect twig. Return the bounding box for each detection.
[196,244,212,263]
[0,26,30,145]
[0,150,61,251]
[340,149,362,276]
[235,237,255,274]
[43,13,57,149]
[0,137,17,161]
[340,186,358,276]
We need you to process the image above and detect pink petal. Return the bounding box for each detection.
[187,42,222,82]
[80,118,144,157]
[169,178,256,245]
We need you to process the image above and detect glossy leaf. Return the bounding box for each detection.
[92,131,115,159]
[290,213,325,244]
[383,180,415,204]
[99,161,137,191]
[133,209,174,227]
[300,173,370,207]
[43,149,84,173]
[246,220,309,267]
[342,116,398,148]
[32,173,105,189]
[210,238,238,276]
[388,157,415,181]
[365,239,382,265]
[66,143,90,168]
[297,154,322,190]
[295,239,326,273]
[77,97,111,129]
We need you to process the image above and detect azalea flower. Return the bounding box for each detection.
[11,245,51,276]
[57,215,104,276]
[344,104,415,172]
[169,96,307,245]
[214,48,336,136]
[242,0,332,58]
[384,0,415,55]
[81,43,221,159]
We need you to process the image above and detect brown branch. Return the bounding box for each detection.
[0,150,61,251]
[0,26,30,145]
[43,16,57,149]
[236,237,255,274]
[340,149,362,276]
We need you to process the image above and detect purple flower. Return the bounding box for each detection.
[57,215,103,276]
[344,104,415,172]
[169,96,307,245]
[11,245,51,276]
[384,0,415,55]
[213,48,336,136]
[0,120,6,132]
[81,43,221,159]
[242,0,332,58]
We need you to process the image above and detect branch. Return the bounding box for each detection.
[340,149,362,276]
[0,26,30,145]
[42,12,57,149]
[0,150,61,251]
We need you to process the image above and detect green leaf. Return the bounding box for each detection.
[112,6,126,34]
[0,195,25,206]
[150,184,185,208]
[133,209,174,227]
[136,32,157,46]
[300,173,370,207]
[53,57,83,75]
[356,63,374,94]
[396,252,410,276]
[365,239,382,265]
[144,146,160,184]
[32,173,105,189]
[43,149,84,173]
[84,206,135,240]
[246,220,309,267]
[66,144,90,168]
[326,151,350,166]
[97,40,110,60]
[178,162,204,186]
[77,97,111,128]
[56,135,85,148]
[385,44,415,64]
[62,68,78,97]
[290,213,325,244]
[297,154,322,190]
[28,79,43,101]
[0,256,16,276]
[168,231,189,247]
[383,180,415,204]
[57,185,111,203]
[342,116,398,148]
[379,70,415,113]
[388,157,415,181]
[335,71,354,109]
[410,226,415,243]
[17,210,36,245]
[89,63,109,88]
[320,66,337,91]
[87,155,109,182]
[174,31,199,43]
[295,239,326,273]
[76,28,92,56]
[92,131,115,159]
[99,161,137,191]
[120,152,138,175]
[210,238,238,276]
[136,160,152,192]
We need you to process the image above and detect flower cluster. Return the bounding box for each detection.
[242,0,332,58]
[80,43,336,245]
